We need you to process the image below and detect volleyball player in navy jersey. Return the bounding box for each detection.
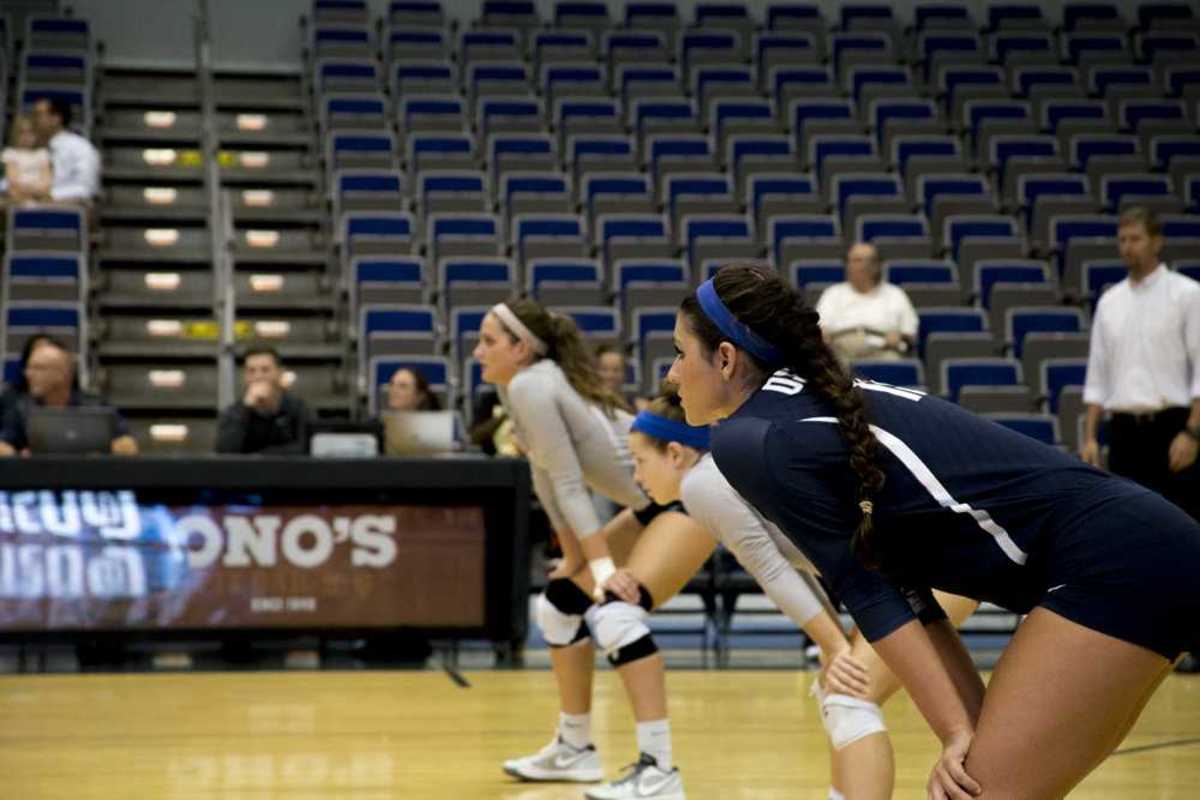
[667,263,1200,799]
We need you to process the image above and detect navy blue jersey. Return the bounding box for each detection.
[711,369,1151,642]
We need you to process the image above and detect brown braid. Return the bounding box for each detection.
[680,262,890,570]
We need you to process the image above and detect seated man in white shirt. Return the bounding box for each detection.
[815,242,919,364]
[1081,206,1200,521]
[27,96,100,206]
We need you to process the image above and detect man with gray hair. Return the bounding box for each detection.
[1081,206,1200,520]
[815,242,918,364]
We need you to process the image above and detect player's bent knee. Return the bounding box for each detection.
[535,581,592,647]
[813,683,887,750]
[585,600,658,666]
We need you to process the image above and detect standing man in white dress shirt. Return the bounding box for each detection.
[29,96,100,206]
[1081,207,1200,520]
[815,242,919,364]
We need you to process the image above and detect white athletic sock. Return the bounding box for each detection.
[828,789,846,800]
[558,711,591,749]
[636,718,672,770]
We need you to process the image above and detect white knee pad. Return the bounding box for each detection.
[534,592,584,646]
[812,682,886,750]
[584,601,650,657]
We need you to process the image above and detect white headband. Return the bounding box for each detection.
[491,303,548,355]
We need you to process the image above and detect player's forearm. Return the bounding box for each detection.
[1084,403,1105,443]
[870,618,975,743]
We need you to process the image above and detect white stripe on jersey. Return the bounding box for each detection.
[801,416,1029,566]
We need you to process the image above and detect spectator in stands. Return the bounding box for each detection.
[1,115,52,205]
[816,243,919,364]
[1081,207,1200,521]
[0,334,57,423]
[0,337,137,456]
[385,367,441,412]
[28,96,100,206]
[595,344,626,396]
[216,346,310,455]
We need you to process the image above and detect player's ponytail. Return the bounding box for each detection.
[679,263,889,570]
[500,296,631,417]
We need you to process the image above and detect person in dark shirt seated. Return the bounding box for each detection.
[215,345,310,454]
[0,336,137,456]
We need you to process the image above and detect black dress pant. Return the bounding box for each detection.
[1109,407,1200,521]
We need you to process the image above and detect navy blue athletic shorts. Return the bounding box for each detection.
[1039,489,1200,660]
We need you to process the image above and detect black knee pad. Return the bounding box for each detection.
[607,634,659,667]
[545,576,594,615]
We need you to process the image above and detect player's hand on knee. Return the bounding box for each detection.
[821,648,870,698]
[928,728,980,800]
[601,568,641,605]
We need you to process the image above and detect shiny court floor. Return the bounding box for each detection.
[1,669,1198,798]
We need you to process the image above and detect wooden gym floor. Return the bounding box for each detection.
[0,669,1197,798]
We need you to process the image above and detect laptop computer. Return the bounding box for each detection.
[308,419,384,457]
[381,410,463,456]
[26,406,119,455]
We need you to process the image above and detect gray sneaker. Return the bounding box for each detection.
[584,753,685,800]
[502,736,603,783]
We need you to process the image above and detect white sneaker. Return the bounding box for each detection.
[503,736,603,783]
[584,753,685,800]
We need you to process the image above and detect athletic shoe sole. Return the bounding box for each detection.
[502,763,604,783]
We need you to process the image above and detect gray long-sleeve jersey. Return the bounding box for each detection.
[499,360,649,538]
[681,454,826,629]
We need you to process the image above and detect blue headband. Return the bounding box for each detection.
[631,411,710,450]
[696,278,786,367]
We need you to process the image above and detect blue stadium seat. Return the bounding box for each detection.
[915,2,973,31]
[407,132,475,172]
[625,2,680,29]
[7,206,85,252]
[664,173,736,227]
[438,256,516,309]
[556,306,621,344]
[615,260,690,317]
[391,59,456,95]
[1069,134,1139,171]
[314,59,379,94]
[942,357,1021,403]
[1082,259,1127,300]
[419,171,486,216]
[1040,358,1088,414]
[527,258,605,306]
[3,302,84,356]
[919,33,982,81]
[845,65,911,103]
[963,100,1032,145]
[1139,2,1198,29]
[918,173,991,217]
[1061,2,1124,32]
[511,214,587,268]
[769,214,842,268]
[788,259,844,289]
[872,99,939,147]
[389,0,444,26]
[389,30,449,63]
[1006,307,1085,358]
[884,258,956,287]
[555,1,609,29]
[1065,34,1129,66]
[1137,32,1200,62]
[1150,136,1200,170]
[808,134,877,185]
[488,133,557,182]
[502,172,572,220]
[853,359,925,388]
[681,214,755,271]
[1119,100,1188,134]
[916,307,987,357]
[830,32,894,75]
[791,98,856,142]
[831,172,904,222]
[450,306,489,363]
[1101,174,1173,212]
[756,34,820,85]
[466,60,529,98]
[605,31,670,63]
[583,173,653,220]
[427,213,502,264]
[343,212,415,256]
[335,170,406,215]
[991,32,1055,64]
[1017,173,1089,218]
[598,214,673,265]
[2,253,85,304]
[646,134,715,181]
[679,30,743,72]
[532,30,594,66]
[748,174,819,226]
[938,66,1004,116]
[772,66,835,106]
[1014,67,1080,100]
[477,96,543,141]
[711,100,778,148]
[1051,214,1118,277]
[353,256,426,309]
[310,25,373,59]
[973,259,1052,308]
[359,305,440,369]
[330,132,396,171]
[396,95,464,134]
[768,3,825,31]
[986,3,1048,31]
[726,134,793,186]
[1088,66,1153,97]
[542,64,606,101]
